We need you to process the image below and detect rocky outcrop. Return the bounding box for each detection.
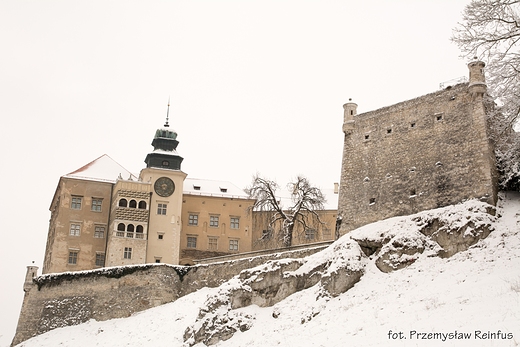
[351,200,496,272]
[183,239,365,346]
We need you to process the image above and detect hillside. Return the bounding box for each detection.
[15,192,520,347]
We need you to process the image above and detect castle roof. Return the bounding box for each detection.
[64,154,138,183]
[183,178,251,199]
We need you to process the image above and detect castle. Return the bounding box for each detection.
[337,60,498,235]
[12,60,500,345]
[41,116,338,275]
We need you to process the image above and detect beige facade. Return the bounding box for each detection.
[180,184,256,265]
[105,179,151,267]
[43,175,113,274]
[251,209,337,251]
[140,167,187,265]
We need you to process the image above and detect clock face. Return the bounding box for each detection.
[154,177,175,197]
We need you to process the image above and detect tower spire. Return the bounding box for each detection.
[165,96,170,128]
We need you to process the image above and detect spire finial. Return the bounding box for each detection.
[165,96,170,127]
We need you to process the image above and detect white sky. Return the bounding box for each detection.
[0,0,471,345]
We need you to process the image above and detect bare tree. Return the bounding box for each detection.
[452,0,520,190]
[245,175,326,248]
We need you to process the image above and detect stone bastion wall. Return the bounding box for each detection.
[11,245,327,346]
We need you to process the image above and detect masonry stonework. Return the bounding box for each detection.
[11,247,326,346]
[337,61,498,235]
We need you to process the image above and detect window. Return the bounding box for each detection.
[136,225,144,239]
[187,236,197,248]
[95,253,105,267]
[220,187,228,193]
[229,239,239,251]
[230,217,239,229]
[91,198,102,212]
[386,128,392,134]
[193,185,201,190]
[70,223,81,236]
[210,215,219,227]
[323,228,332,238]
[124,247,132,259]
[118,199,128,207]
[71,196,82,210]
[129,200,137,208]
[208,237,218,250]
[158,233,164,240]
[305,229,316,241]
[369,198,376,205]
[126,224,134,238]
[138,201,147,209]
[162,160,169,167]
[155,258,161,263]
[188,214,199,226]
[68,251,78,265]
[94,226,105,238]
[117,223,125,237]
[157,203,167,215]
[364,134,370,140]
[410,122,416,128]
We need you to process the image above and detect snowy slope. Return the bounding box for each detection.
[15,192,520,347]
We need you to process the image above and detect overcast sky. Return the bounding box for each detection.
[0,0,471,345]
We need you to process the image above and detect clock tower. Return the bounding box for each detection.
[139,116,187,265]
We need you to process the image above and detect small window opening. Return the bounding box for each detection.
[387,128,392,134]
[193,185,201,191]
[410,122,416,128]
[436,115,443,121]
[220,187,228,193]
[350,110,353,115]
[369,198,376,205]
[138,201,147,209]
[129,200,137,208]
[162,160,169,167]
[118,199,128,207]
[410,189,417,197]
[364,134,370,140]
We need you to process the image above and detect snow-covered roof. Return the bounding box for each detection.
[272,187,339,211]
[64,154,138,183]
[183,178,250,199]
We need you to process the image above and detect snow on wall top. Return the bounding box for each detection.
[64,154,138,183]
[183,178,250,199]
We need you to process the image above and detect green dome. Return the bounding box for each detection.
[154,127,177,140]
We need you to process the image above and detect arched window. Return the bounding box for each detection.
[126,224,134,238]
[138,201,147,209]
[129,200,137,208]
[117,223,125,231]
[118,199,128,207]
[136,225,144,239]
